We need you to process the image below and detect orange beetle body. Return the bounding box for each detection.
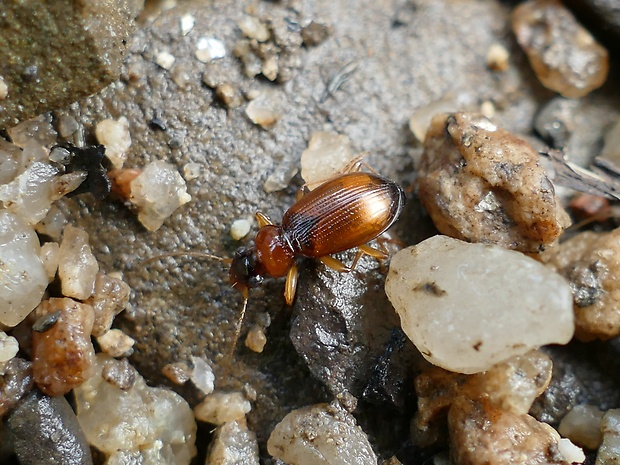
[229,171,405,303]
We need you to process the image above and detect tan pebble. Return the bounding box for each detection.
[32,298,96,396]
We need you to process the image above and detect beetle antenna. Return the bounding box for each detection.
[224,287,249,368]
[144,251,232,265]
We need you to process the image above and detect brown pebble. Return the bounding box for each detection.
[301,21,331,46]
[215,83,243,109]
[512,0,609,98]
[549,228,620,341]
[0,358,34,416]
[161,362,191,385]
[108,168,142,200]
[416,113,570,253]
[449,396,568,465]
[31,298,96,396]
[101,358,137,391]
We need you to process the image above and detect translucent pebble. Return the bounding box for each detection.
[300,131,356,190]
[7,116,58,149]
[512,0,609,98]
[85,273,131,337]
[558,438,586,464]
[245,326,267,353]
[0,161,60,225]
[486,43,510,71]
[0,332,19,362]
[207,420,259,465]
[600,117,620,167]
[245,95,281,129]
[0,210,47,327]
[182,162,201,181]
[75,354,197,465]
[0,76,7,99]
[129,160,191,231]
[0,139,21,184]
[230,218,252,240]
[58,225,99,300]
[385,235,574,373]
[195,37,226,62]
[155,51,175,70]
[238,16,270,42]
[180,14,195,35]
[263,166,298,193]
[39,242,60,281]
[559,404,604,450]
[194,392,251,425]
[56,115,79,138]
[32,298,96,396]
[596,409,620,465]
[95,117,132,169]
[97,329,135,358]
[267,402,377,465]
[190,356,215,395]
[35,204,67,241]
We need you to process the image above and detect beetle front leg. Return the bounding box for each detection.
[256,211,274,228]
[284,262,298,305]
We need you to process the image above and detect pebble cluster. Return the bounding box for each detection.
[0,114,196,463]
[1,0,619,463]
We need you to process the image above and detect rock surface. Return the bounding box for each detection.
[5,390,93,465]
[386,235,574,373]
[0,1,136,128]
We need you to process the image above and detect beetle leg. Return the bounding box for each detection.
[346,244,389,271]
[284,262,298,305]
[342,153,379,175]
[256,211,274,228]
[358,244,389,260]
[319,255,351,272]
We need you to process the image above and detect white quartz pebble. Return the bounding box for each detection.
[267,403,376,465]
[194,392,251,426]
[0,210,47,327]
[75,354,197,465]
[300,131,356,190]
[129,161,191,231]
[95,117,132,169]
[58,225,99,300]
[385,235,574,373]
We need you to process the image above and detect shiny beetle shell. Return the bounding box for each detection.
[282,172,405,257]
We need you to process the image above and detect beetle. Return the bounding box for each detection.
[150,170,405,357]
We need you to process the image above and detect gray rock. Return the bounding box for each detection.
[4,390,93,465]
[0,1,137,128]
